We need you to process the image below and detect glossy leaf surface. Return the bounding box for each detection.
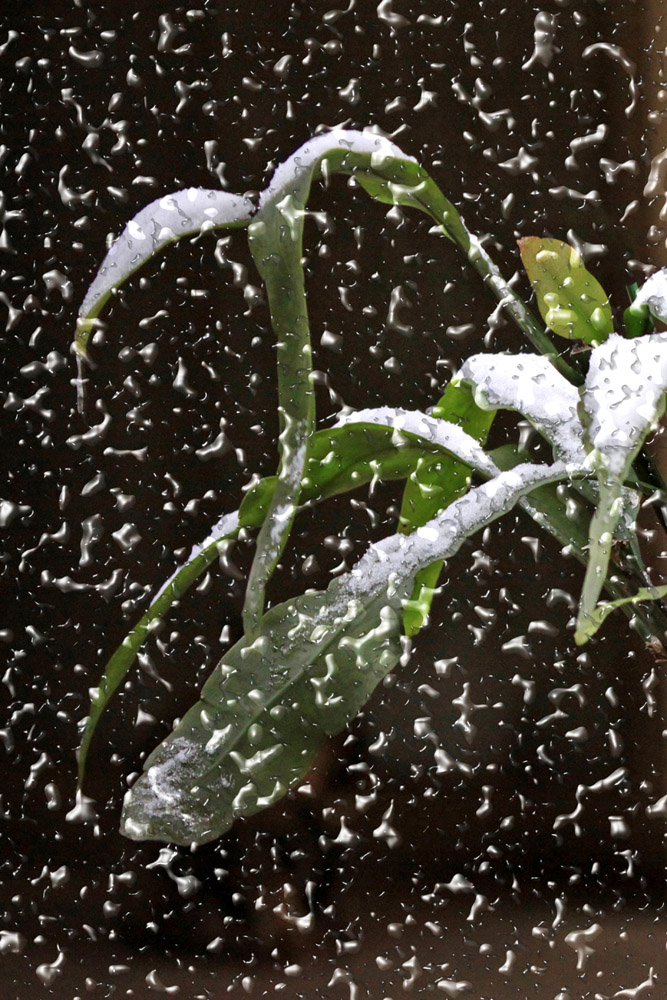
[121,461,572,844]
[518,236,613,345]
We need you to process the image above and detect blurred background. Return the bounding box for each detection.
[2,0,666,995]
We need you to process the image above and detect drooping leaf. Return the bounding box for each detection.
[121,461,573,845]
[332,406,498,477]
[458,352,587,464]
[121,578,410,845]
[74,190,253,410]
[576,332,667,643]
[490,444,592,559]
[492,445,667,644]
[78,417,479,786]
[397,381,495,635]
[241,130,471,634]
[77,512,241,785]
[340,140,570,377]
[518,236,614,345]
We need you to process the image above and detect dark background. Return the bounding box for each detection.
[1,0,666,995]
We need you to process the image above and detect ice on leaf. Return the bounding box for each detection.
[632,267,667,324]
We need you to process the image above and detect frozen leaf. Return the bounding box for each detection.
[396,382,495,636]
[78,417,456,784]
[576,333,667,643]
[631,266,667,324]
[121,461,573,844]
[458,352,587,464]
[74,189,253,408]
[242,129,467,633]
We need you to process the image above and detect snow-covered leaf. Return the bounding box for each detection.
[121,461,573,844]
[458,353,587,464]
[632,266,667,324]
[576,332,667,643]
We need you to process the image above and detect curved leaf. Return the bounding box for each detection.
[578,583,667,643]
[458,352,587,464]
[241,130,469,634]
[121,461,574,845]
[576,332,667,643]
[518,236,613,345]
[74,190,253,411]
[78,418,459,786]
[77,511,241,785]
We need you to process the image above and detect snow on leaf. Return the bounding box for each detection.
[576,332,667,643]
[121,461,576,845]
[632,266,667,324]
[334,406,498,477]
[458,353,587,465]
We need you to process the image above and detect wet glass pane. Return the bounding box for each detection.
[3,1,665,995]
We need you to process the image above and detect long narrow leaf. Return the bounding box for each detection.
[77,512,241,784]
[78,419,464,785]
[576,332,667,641]
[74,190,253,411]
[121,461,575,845]
[241,130,469,634]
[578,583,667,643]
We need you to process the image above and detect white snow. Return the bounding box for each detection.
[459,354,587,465]
[334,406,498,477]
[259,128,416,211]
[151,510,240,602]
[311,460,577,628]
[632,267,667,323]
[79,189,253,321]
[583,332,667,476]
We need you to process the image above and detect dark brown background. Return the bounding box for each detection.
[1,0,666,995]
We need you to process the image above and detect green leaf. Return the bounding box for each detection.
[577,583,667,643]
[77,514,241,786]
[121,575,411,845]
[74,190,253,411]
[398,381,495,636]
[242,134,471,634]
[492,445,667,644]
[576,333,667,643]
[78,421,446,787]
[121,461,571,844]
[518,236,614,345]
[624,301,651,339]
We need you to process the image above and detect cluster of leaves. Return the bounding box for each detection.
[74,130,667,846]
